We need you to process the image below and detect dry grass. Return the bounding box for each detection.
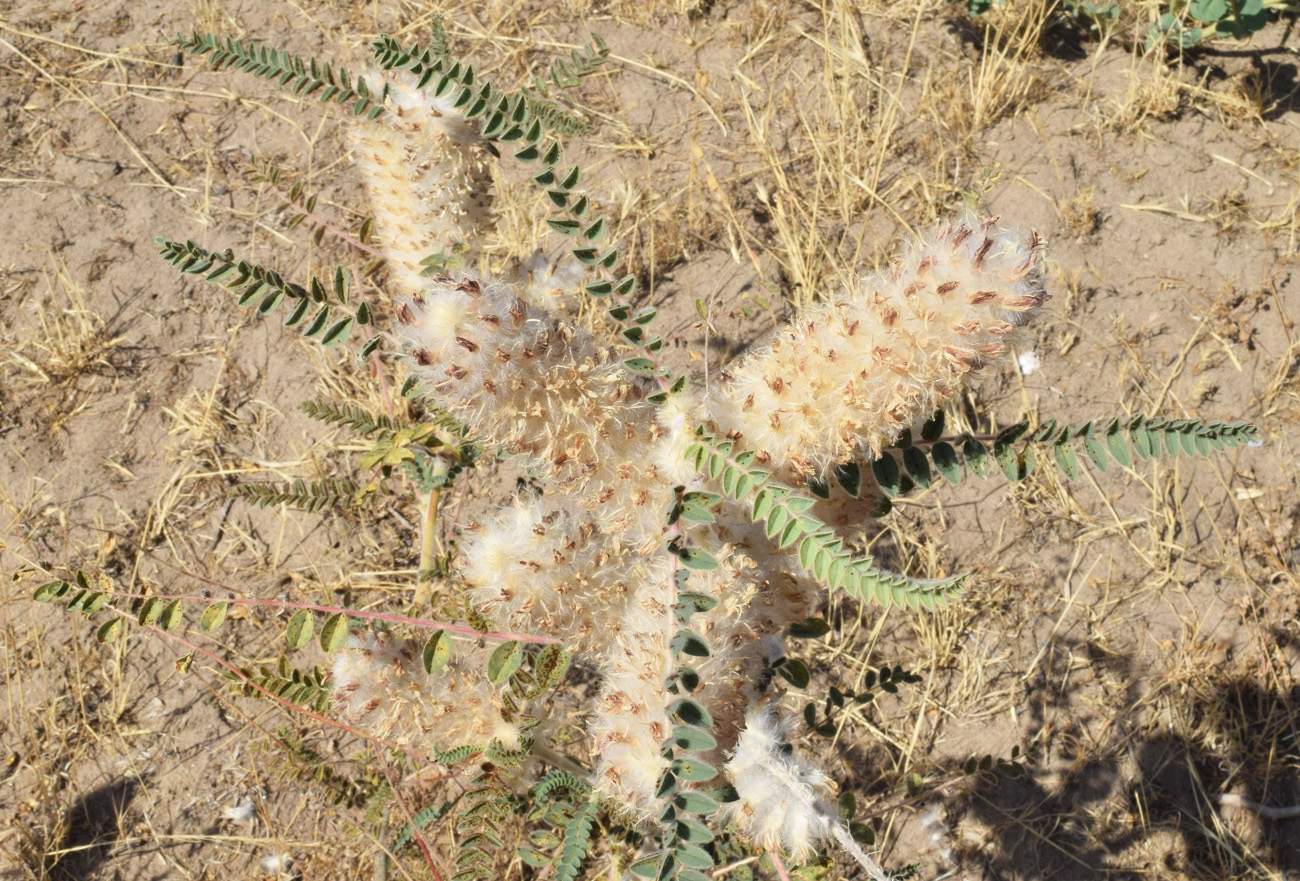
[2,1,1298,880]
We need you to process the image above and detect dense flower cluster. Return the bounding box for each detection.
[335,62,1048,860]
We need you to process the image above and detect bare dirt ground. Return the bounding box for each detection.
[1,0,1298,879]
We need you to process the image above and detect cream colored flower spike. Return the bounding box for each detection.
[331,631,521,749]
[351,68,495,296]
[715,214,1047,478]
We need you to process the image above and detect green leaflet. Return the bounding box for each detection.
[285,609,314,649]
[176,32,386,117]
[200,602,229,632]
[319,612,349,652]
[487,640,524,685]
[420,629,452,674]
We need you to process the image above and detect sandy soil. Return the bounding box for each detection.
[1,1,1298,879]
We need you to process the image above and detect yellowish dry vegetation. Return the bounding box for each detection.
[2,0,1298,879]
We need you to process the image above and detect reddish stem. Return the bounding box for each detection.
[272,187,384,259]
[120,590,557,645]
[768,849,793,881]
[379,763,446,881]
[145,624,434,761]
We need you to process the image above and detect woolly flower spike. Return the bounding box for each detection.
[396,272,664,495]
[351,68,494,295]
[462,496,644,651]
[349,63,1051,864]
[331,631,519,749]
[512,251,587,312]
[724,705,836,862]
[715,214,1047,478]
[588,553,676,817]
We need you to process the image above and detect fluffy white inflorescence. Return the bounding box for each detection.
[513,251,587,312]
[724,706,837,861]
[351,69,495,296]
[396,273,664,497]
[346,61,1050,865]
[714,213,1046,478]
[331,631,520,749]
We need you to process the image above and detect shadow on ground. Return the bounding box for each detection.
[955,662,1300,879]
[43,776,143,881]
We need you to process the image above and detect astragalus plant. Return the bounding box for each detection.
[31,20,1258,881]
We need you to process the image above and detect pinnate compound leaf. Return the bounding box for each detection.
[554,796,598,881]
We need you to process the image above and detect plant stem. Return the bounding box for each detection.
[414,487,441,606]
[379,763,445,881]
[768,849,792,881]
[145,624,432,760]
[117,587,559,645]
[531,743,594,783]
[265,182,384,258]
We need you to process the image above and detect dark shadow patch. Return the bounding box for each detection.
[44,775,142,881]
